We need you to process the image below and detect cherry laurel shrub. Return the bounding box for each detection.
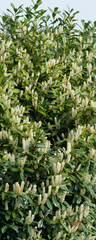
[0,0,96,239]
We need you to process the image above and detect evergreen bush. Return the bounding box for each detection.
[0,0,96,239]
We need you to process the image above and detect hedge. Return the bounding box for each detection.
[0,0,96,239]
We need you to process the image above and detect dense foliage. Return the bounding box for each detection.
[0,0,96,239]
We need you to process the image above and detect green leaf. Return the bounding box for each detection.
[21,233,26,239]
[36,143,46,148]
[5,213,10,221]
[38,110,46,116]
[62,36,66,45]
[61,222,68,231]
[34,163,38,169]
[77,196,81,204]
[52,196,60,208]
[52,130,58,137]
[18,197,23,205]
[10,167,19,172]
[1,226,8,233]
[6,191,16,198]
[12,211,17,219]
[18,209,23,216]
[48,7,53,13]
[25,168,34,173]
[77,111,83,118]
[38,219,43,228]
[33,0,42,10]
[1,77,7,86]
[1,192,5,200]
[20,167,24,173]
[39,9,47,16]
[38,130,44,138]
[41,204,44,211]
[10,3,16,10]
[46,199,53,210]
[68,175,76,182]
[52,7,59,19]
[9,225,19,233]
[28,225,32,235]
[20,172,24,181]
[45,217,52,224]
[22,69,28,76]
[34,206,39,215]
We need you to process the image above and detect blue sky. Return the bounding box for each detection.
[0,0,96,28]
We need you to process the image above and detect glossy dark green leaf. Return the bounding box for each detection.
[52,196,60,208]
[1,226,8,234]
[1,77,7,85]
[46,199,53,210]
[38,219,43,228]
[9,225,19,232]
[25,168,34,173]
[28,226,32,235]
[12,211,17,219]
[5,213,10,221]
[34,206,39,215]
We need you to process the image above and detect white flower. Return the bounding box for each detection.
[67,141,71,153]
[59,25,63,34]
[26,210,34,224]
[87,63,92,74]
[5,183,9,192]
[5,201,8,211]
[84,206,89,217]
[13,181,24,195]
[41,193,48,205]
